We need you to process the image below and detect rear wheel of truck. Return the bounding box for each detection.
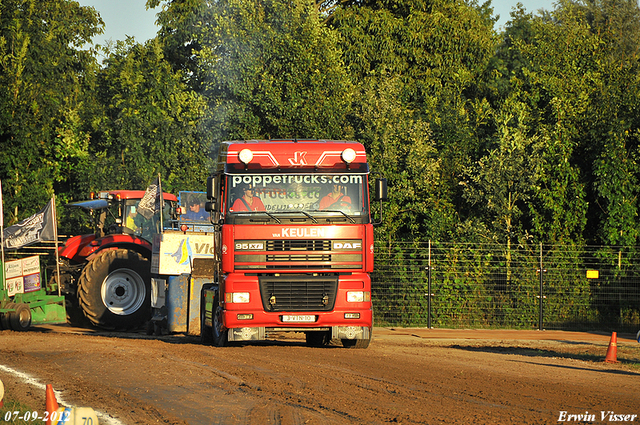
[78,249,151,330]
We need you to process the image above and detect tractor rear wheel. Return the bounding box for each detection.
[78,249,151,330]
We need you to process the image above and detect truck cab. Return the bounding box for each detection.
[199,139,386,348]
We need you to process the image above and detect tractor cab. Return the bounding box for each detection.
[65,190,179,243]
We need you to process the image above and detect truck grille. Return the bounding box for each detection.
[259,275,338,312]
[267,240,331,251]
[235,239,363,270]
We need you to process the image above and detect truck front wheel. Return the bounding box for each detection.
[78,249,151,330]
[211,293,228,347]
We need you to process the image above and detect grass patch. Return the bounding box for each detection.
[1,399,41,425]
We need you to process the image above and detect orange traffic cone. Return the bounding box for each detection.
[45,384,59,425]
[604,332,619,363]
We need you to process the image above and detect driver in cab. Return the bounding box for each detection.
[230,184,265,212]
[319,183,352,210]
[125,205,147,235]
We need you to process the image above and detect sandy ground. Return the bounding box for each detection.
[1,326,639,424]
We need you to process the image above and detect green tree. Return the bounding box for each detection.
[152,0,354,141]
[356,76,446,241]
[90,38,210,193]
[593,131,639,247]
[331,0,497,240]
[577,0,640,61]
[518,1,640,244]
[0,0,102,222]
[461,98,542,245]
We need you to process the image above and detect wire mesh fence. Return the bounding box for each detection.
[5,238,640,332]
[372,241,640,332]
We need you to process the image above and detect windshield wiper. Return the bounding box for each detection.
[314,210,356,224]
[296,211,318,223]
[247,211,281,223]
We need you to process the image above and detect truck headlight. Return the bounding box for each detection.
[347,291,370,303]
[225,292,250,303]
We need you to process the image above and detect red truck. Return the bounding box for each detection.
[55,190,178,330]
[195,139,386,348]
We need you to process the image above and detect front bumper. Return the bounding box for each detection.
[227,324,371,342]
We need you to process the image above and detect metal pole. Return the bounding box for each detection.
[52,195,62,297]
[157,173,164,233]
[539,242,544,330]
[427,240,432,329]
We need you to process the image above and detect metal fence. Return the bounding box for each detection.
[372,241,640,332]
[5,239,640,332]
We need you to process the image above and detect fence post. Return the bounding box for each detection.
[537,242,547,330]
[427,240,432,329]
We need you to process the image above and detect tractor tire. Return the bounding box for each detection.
[47,274,91,328]
[64,296,93,328]
[78,249,151,330]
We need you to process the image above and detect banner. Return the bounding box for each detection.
[2,198,56,249]
[138,174,164,220]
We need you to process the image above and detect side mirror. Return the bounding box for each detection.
[375,178,388,202]
[372,178,387,226]
[206,175,216,200]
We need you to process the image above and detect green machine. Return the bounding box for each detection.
[1,256,66,331]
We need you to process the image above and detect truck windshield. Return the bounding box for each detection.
[226,174,368,219]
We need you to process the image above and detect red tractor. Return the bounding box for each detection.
[53,190,178,330]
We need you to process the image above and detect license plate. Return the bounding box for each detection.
[282,315,316,323]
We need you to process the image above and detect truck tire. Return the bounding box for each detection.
[305,331,331,347]
[200,287,214,345]
[341,337,371,349]
[200,307,213,345]
[78,249,151,330]
[8,303,32,331]
[211,292,228,347]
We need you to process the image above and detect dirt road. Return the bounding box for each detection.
[1,326,639,424]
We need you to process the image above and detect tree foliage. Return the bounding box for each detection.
[0,0,101,222]
[153,0,354,142]
[0,0,640,251]
[90,38,210,193]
